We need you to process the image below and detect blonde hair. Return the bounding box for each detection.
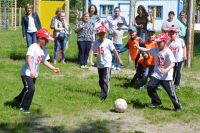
[55,7,64,15]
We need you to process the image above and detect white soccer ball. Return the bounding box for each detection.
[114,98,128,113]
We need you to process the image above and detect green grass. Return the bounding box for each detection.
[0,28,200,132]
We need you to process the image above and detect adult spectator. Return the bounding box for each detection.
[88,4,100,66]
[22,4,41,47]
[178,11,187,39]
[161,11,179,33]
[135,5,152,42]
[53,12,71,64]
[103,7,128,40]
[50,8,64,61]
[75,13,95,68]
[179,11,187,26]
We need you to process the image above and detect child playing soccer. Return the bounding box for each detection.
[135,33,182,112]
[92,26,123,100]
[14,28,60,113]
[120,26,143,68]
[168,27,187,89]
[135,29,157,89]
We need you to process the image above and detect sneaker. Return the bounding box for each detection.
[112,65,115,69]
[116,67,121,70]
[20,108,30,113]
[174,108,182,112]
[175,85,180,90]
[148,103,161,108]
[62,60,66,64]
[84,65,89,69]
[90,61,94,66]
[53,60,57,64]
[80,65,85,69]
[100,96,107,100]
[139,85,146,90]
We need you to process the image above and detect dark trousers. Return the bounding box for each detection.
[147,76,181,109]
[77,41,92,66]
[173,61,184,86]
[131,63,144,83]
[98,67,111,98]
[14,76,36,110]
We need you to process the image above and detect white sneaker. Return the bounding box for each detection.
[84,65,89,69]
[116,67,121,70]
[80,65,85,68]
[20,108,30,113]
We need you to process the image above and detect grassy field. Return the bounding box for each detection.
[0,28,200,133]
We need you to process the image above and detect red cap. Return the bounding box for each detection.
[97,26,107,33]
[36,28,54,41]
[169,27,179,33]
[154,33,169,42]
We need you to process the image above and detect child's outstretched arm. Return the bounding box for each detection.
[43,60,60,73]
[113,49,123,65]
[134,44,150,52]
[119,43,129,53]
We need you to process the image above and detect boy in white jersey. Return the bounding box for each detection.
[135,33,182,112]
[168,27,187,89]
[14,29,60,113]
[93,26,123,100]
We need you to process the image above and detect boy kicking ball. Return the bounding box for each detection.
[134,33,182,112]
[14,28,60,113]
[93,26,123,100]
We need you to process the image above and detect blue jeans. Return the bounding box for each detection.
[108,33,112,40]
[26,32,37,47]
[54,36,68,61]
[112,43,123,68]
[77,41,92,66]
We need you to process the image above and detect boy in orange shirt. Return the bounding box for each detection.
[129,29,157,87]
[120,26,143,68]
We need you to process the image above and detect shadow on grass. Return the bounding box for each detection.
[66,55,79,64]
[130,99,172,111]
[130,99,148,109]
[68,120,145,133]
[64,87,100,98]
[10,51,26,60]
[68,120,110,133]
[0,116,67,133]
[4,100,20,109]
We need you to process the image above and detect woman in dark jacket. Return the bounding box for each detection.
[22,4,41,47]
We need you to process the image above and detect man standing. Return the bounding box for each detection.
[102,7,128,40]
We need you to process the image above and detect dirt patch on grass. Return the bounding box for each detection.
[82,109,200,133]
[30,109,200,133]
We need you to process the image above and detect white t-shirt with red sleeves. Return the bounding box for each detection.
[150,48,176,80]
[21,43,50,78]
[92,38,115,68]
[168,38,185,62]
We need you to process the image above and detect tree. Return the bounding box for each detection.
[17,0,33,7]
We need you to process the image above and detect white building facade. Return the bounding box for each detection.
[89,0,183,31]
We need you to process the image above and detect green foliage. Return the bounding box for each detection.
[17,0,33,8]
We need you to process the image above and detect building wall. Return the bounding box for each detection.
[91,0,181,31]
